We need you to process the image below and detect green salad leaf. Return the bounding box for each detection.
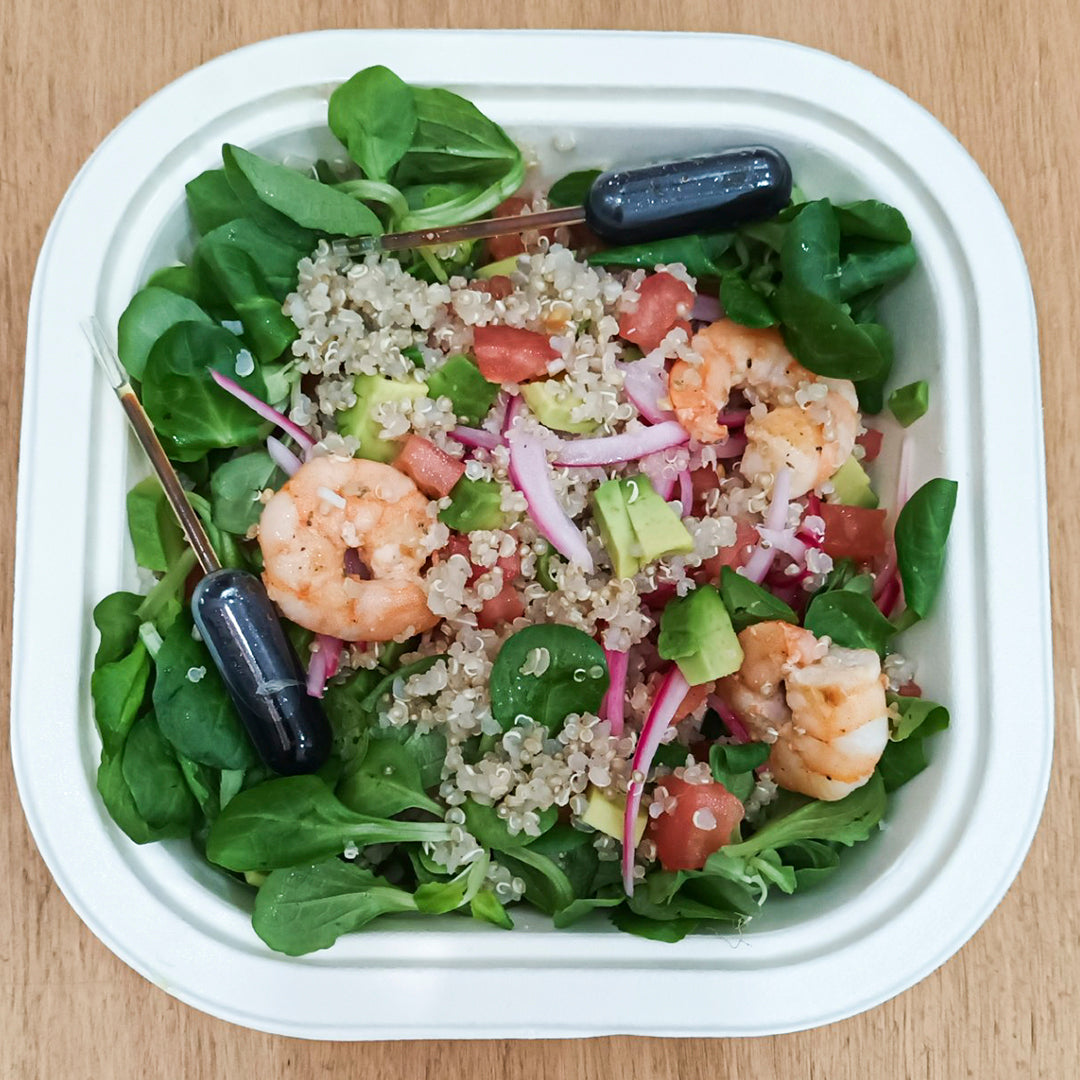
[329,66,418,183]
[803,588,896,655]
[117,286,213,381]
[206,775,454,872]
[489,625,609,733]
[547,168,602,208]
[709,742,771,802]
[719,565,797,632]
[252,860,419,955]
[894,478,958,620]
[439,477,506,532]
[425,354,499,425]
[336,736,443,818]
[209,450,282,535]
[152,613,258,770]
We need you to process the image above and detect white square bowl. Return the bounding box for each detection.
[13,30,1051,1038]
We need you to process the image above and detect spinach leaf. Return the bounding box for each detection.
[328,66,417,183]
[209,450,282,535]
[894,478,958,619]
[193,229,298,363]
[394,86,521,186]
[425,354,499,425]
[337,736,442,818]
[121,714,197,831]
[524,823,605,899]
[197,217,308,303]
[96,752,183,845]
[835,200,911,244]
[206,774,454,871]
[552,895,624,928]
[91,641,150,757]
[610,907,699,942]
[252,859,418,955]
[853,320,894,414]
[780,199,841,303]
[439,477,506,532]
[888,692,950,742]
[803,588,896,655]
[587,232,736,279]
[116,286,212,381]
[772,283,887,382]
[719,273,776,328]
[146,264,203,304]
[141,321,270,461]
[463,799,557,849]
[223,144,383,237]
[499,845,575,915]
[878,693,950,791]
[469,888,514,929]
[126,476,185,573]
[152,613,258,770]
[837,239,916,300]
[724,771,886,857]
[323,666,382,762]
[185,168,246,235]
[708,741,771,801]
[93,591,145,667]
[548,168,602,208]
[719,565,797,632]
[376,724,448,793]
[489,625,608,733]
[777,838,842,890]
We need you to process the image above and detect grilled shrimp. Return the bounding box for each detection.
[667,319,858,497]
[716,620,889,801]
[258,455,440,642]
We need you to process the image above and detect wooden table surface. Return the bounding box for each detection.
[2,2,1076,1076]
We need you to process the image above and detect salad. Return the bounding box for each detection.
[91,66,956,955]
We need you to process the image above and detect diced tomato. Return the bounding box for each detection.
[434,537,520,584]
[672,682,712,724]
[897,680,923,698]
[640,581,678,610]
[618,273,695,353]
[472,325,558,384]
[395,435,466,498]
[697,518,759,580]
[856,428,884,463]
[649,776,745,872]
[819,503,888,562]
[486,197,557,262]
[477,582,526,628]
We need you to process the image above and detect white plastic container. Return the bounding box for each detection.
[13,31,1051,1039]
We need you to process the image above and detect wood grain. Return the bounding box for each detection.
[2,2,1076,1076]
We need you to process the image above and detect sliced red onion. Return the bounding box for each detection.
[640,453,678,500]
[756,527,807,561]
[741,467,793,584]
[267,435,302,477]
[306,634,343,698]
[449,426,503,451]
[501,393,524,437]
[210,369,316,453]
[623,664,690,896]
[601,647,629,737]
[690,293,723,322]
[620,354,674,424]
[707,694,751,744]
[873,435,915,609]
[677,469,694,517]
[507,428,594,572]
[552,420,689,467]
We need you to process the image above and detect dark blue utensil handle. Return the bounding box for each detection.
[191,568,332,775]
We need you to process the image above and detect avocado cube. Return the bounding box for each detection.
[338,374,427,463]
[827,456,879,508]
[521,380,600,434]
[658,584,745,684]
[581,786,647,844]
[625,476,696,562]
[592,479,640,578]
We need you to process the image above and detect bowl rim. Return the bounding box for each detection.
[13,28,1051,1039]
